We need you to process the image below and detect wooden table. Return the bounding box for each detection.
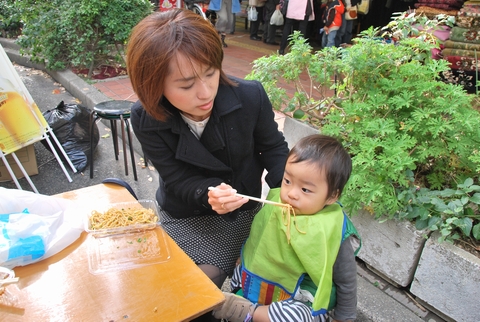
[0,183,224,321]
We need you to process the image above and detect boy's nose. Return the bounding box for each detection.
[287,189,298,200]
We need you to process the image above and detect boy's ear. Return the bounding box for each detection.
[326,190,339,205]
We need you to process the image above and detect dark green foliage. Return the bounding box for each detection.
[0,0,23,38]
[12,0,152,73]
[246,13,480,242]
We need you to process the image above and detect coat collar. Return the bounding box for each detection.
[139,81,242,131]
[138,82,242,172]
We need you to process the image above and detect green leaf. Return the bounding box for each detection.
[470,193,480,204]
[416,219,429,230]
[473,223,480,240]
[453,217,473,237]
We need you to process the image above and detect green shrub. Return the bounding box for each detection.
[246,13,480,243]
[14,0,153,74]
[0,0,23,38]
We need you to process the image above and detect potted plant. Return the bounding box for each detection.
[246,12,480,317]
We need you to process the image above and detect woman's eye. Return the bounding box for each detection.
[181,84,194,90]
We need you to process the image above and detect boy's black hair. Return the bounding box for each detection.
[288,134,352,200]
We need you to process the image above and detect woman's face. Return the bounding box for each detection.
[163,53,220,122]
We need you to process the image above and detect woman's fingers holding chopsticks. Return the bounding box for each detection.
[208,183,248,214]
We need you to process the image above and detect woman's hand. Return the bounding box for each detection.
[208,183,248,215]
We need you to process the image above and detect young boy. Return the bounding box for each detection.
[213,134,361,322]
[321,0,345,48]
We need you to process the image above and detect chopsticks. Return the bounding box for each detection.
[208,187,289,207]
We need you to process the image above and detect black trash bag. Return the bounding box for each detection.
[42,101,99,172]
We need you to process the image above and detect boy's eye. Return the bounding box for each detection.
[283,178,290,185]
[302,188,312,193]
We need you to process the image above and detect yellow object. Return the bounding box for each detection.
[0,77,46,153]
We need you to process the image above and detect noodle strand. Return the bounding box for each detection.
[89,207,158,230]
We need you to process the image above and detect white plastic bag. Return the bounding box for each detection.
[270,9,284,26]
[0,187,83,269]
[248,6,258,22]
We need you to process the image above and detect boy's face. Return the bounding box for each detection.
[280,157,338,215]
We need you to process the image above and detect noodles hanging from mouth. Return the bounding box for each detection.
[278,203,306,243]
[207,186,306,243]
[89,207,158,230]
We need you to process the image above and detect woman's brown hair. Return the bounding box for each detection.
[126,9,234,121]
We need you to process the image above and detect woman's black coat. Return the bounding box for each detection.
[131,76,289,221]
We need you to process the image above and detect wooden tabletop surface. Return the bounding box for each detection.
[0,183,224,321]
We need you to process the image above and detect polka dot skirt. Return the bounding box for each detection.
[161,203,262,275]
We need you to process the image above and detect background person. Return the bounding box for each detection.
[278,0,316,54]
[321,0,344,48]
[209,0,241,47]
[126,8,289,322]
[335,0,360,46]
[263,0,281,45]
[249,0,266,40]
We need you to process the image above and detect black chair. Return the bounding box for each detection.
[89,100,138,180]
[102,178,138,200]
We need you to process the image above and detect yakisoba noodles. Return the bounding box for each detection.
[207,187,304,243]
[89,206,158,230]
[226,189,306,243]
[280,203,306,243]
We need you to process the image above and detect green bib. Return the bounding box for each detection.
[241,188,345,314]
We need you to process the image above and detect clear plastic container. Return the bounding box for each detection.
[87,228,171,275]
[85,200,171,274]
[84,199,163,237]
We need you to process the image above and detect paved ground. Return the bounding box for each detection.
[0,19,447,321]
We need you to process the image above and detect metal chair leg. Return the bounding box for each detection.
[125,119,138,181]
[89,111,96,179]
[119,115,128,176]
[110,119,119,160]
[143,151,149,167]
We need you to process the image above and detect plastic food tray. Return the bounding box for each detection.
[85,199,170,274]
[84,199,162,236]
[87,228,171,275]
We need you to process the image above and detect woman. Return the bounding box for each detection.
[278,0,315,54]
[127,9,289,321]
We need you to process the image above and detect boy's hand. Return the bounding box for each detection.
[213,292,256,322]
